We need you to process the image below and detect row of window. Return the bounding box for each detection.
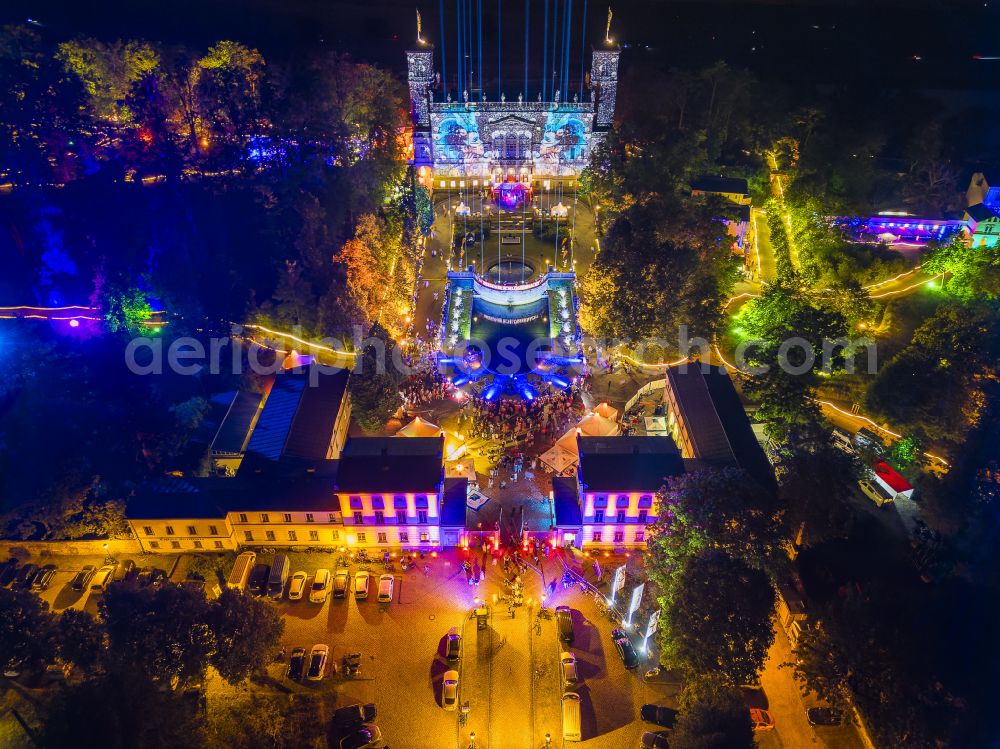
[590,496,654,509]
[236,512,339,524]
[148,539,226,550]
[146,529,433,549]
[243,529,338,543]
[591,529,645,544]
[351,511,429,525]
[589,510,650,524]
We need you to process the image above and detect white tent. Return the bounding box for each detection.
[593,402,619,422]
[540,445,578,474]
[576,412,620,437]
[396,416,444,438]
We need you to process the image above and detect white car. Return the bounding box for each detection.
[355,570,370,600]
[306,644,329,681]
[560,651,579,689]
[287,571,308,600]
[310,569,332,603]
[377,574,394,603]
[442,669,459,710]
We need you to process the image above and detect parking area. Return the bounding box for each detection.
[4,548,865,748]
[247,549,659,749]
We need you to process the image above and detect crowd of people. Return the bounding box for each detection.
[460,390,580,444]
[401,364,451,408]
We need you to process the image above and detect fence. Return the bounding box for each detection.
[623,379,665,414]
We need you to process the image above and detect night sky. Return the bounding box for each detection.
[2,0,996,90]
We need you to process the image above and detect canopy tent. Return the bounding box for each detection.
[556,427,581,454]
[540,445,578,474]
[396,416,444,438]
[593,402,619,422]
[281,350,314,370]
[445,459,478,482]
[576,412,620,437]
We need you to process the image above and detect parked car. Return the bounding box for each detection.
[749,708,775,731]
[89,565,115,594]
[247,563,271,596]
[859,478,893,507]
[306,644,329,681]
[806,707,843,726]
[14,564,38,590]
[555,605,574,645]
[560,651,579,690]
[333,568,350,598]
[442,669,459,710]
[310,569,332,603]
[640,704,679,728]
[0,559,19,587]
[355,570,370,600]
[112,559,135,582]
[288,571,308,600]
[30,564,57,591]
[287,647,306,680]
[339,725,382,749]
[377,574,394,603]
[70,565,96,592]
[611,628,639,669]
[641,731,670,749]
[332,702,377,727]
[445,627,462,661]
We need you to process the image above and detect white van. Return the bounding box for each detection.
[377,574,394,603]
[89,565,116,595]
[267,554,290,599]
[226,552,257,591]
[562,692,582,741]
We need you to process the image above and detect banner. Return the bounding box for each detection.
[627,583,645,621]
[593,559,602,581]
[644,609,660,644]
[610,564,626,602]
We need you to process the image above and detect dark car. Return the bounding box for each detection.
[641,704,679,728]
[445,627,461,661]
[14,564,38,590]
[0,559,18,587]
[555,605,574,645]
[286,647,306,681]
[339,725,382,749]
[611,627,639,669]
[641,731,670,748]
[807,707,843,726]
[333,702,377,727]
[247,564,271,596]
[70,565,96,592]
[29,564,56,591]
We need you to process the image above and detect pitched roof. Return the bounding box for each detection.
[334,436,444,493]
[211,387,267,456]
[440,478,469,526]
[874,461,913,494]
[283,369,349,460]
[239,367,350,471]
[966,202,1000,222]
[578,436,684,492]
[691,176,749,196]
[552,476,582,526]
[701,367,778,493]
[127,472,343,519]
[243,373,308,462]
[666,366,737,463]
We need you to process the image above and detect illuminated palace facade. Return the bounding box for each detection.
[406,45,620,190]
